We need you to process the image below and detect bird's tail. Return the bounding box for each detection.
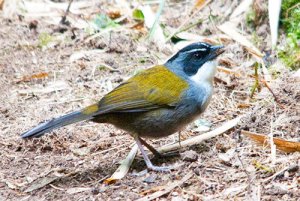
[21,110,94,138]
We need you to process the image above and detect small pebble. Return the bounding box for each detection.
[143,174,157,183]
[180,150,198,162]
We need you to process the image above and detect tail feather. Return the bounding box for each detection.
[21,110,93,138]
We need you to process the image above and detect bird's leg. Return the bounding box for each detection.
[134,136,170,172]
[138,137,162,158]
[139,137,180,158]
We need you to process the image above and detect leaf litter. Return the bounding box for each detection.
[0,0,299,200]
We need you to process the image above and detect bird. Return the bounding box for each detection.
[21,42,224,172]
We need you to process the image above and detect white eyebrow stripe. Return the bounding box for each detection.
[199,43,209,47]
[185,48,207,54]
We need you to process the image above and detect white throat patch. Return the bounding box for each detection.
[190,60,217,85]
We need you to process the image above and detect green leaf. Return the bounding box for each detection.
[132,9,144,21]
[93,14,119,30]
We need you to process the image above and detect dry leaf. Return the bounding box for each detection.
[107,10,121,19]
[241,130,300,153]
[103,144,138,185]
[23,176,60,193]
[140,5,165,44]
[194,0,206,8]
[16,72,49,83]
[218,22,264,58]
[131,22,145,31]
[230,0,253,19]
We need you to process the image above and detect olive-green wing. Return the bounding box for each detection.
[82,65,188,115]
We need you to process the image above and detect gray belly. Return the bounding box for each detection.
[93,104,203,139]
[92,83,213,139]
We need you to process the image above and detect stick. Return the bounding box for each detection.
[164,0,212,42]
[263,165,299,182]
[60,0,74,25]
[157,116,243,153]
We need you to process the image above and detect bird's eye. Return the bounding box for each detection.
[193,52,202,59]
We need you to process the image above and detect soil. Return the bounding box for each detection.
[0,0,299,200]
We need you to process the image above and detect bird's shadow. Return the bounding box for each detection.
[131,142,210,172]
[131,150,181,172]
[47,143,211,189]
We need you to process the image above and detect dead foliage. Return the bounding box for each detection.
[0,0,299,200]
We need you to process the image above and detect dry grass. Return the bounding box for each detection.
[0,0,299,200]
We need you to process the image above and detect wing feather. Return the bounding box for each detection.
[83,65,189,115]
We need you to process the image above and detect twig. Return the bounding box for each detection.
[248,63,284,108]
[217,66,241,77]
[107,116,242,184]
[49,184,65,191]
[167,18,203,40]
[263,164,299,182]
[137,172,193,201]
[97,63,121,73]
[165,0,212,43]
[157,116,243,153]
[285,2,300,18]
[259,78,284,109]
[269,113,276,165]
[60,0,74,25]
[235,140,252,196]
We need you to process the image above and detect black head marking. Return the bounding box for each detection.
[166,42,224,76]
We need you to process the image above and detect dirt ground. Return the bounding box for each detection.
[0,0,299,200]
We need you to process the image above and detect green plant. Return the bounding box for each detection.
[279,1,300,70]
[246,8,255,27]
[38,32,53,48]
[93,14,119,30]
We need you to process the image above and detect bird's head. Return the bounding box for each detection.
[165,42,224,83]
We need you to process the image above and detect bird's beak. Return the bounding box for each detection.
[208,45,225,60]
